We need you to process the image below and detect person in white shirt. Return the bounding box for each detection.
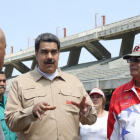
[80,87,108,140]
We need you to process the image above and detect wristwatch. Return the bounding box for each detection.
[80,105,92,115]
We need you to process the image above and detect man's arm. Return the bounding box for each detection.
[80,96,97,125]
[5,81,37,132]
[71,83,97,125]
[107,90,120,140]
[0,121,5,140]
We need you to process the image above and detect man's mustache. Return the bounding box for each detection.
[130,66,137,69]
[0,85,6,90]
[44,59,55,64]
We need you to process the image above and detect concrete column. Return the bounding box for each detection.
[119,35,135,57]
[67,47,82,66]
[4,65,14,78]
[31,59,38,70]
[12,62,30,74]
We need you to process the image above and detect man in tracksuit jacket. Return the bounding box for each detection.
[0,71,17,140]
[108,44,140,140]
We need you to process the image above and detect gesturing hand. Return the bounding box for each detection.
[71,96,91,116]
[32,102,56,121]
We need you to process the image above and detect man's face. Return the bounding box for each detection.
[0,74,6,96]
[129,56,140,78]
[0,30,6,70]
[35,42,60,73]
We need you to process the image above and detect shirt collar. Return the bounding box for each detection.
[32,66,43,82]
[56,68,66,81]
[32,66,66,82]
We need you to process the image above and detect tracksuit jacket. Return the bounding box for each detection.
[108,78,140,140]
[0,95,17,140]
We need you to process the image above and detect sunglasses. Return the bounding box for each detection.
[127,57,140,63]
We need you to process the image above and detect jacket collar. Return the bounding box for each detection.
[123,78,140,99]
[32,66,66,82]
[124,78,135,92]
[0,95,7,106]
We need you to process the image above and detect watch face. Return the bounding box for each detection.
[80,105,92,115]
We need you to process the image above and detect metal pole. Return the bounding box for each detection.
[102,15,106,25]
[56,27,59,38]
[63,28,66,37]
[95,13,99,28]
[11,46,13,53]
[28,37,31,48]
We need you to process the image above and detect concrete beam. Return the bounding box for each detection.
[4,65,14,78]
[67,47,82,66]
[119,35,135,57]
[5,76,132,94]
[31,59,38,70]
[85,41,111,60]
[11,62,30,74]
[83,77,131,90]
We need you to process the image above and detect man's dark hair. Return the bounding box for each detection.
[35,33,60,52]
[0,71,4,74]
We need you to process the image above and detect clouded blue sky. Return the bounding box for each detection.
[1,0,140,75]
